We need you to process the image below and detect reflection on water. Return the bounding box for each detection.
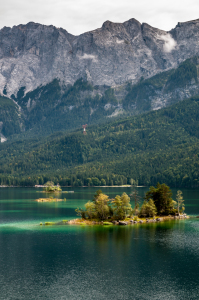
[0,187,199,299]
[83,222,173,249]
[1,220,199,300]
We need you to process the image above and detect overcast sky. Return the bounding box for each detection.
[0,0,199,35]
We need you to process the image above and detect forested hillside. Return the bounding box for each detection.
[0,95,199,188]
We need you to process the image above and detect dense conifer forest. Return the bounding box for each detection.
[1,94,199,188]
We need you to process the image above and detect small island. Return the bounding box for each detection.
[35,181,74,202]
[36,198,66,202]
[40,181,62,193]
[41,183,188,225]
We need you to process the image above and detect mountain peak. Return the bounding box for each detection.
[176,18,199,27]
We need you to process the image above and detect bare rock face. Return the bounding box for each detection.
[1,18,199,97]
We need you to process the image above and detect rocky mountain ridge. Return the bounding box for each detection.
[1,55,199,140]
[1,18,199,97]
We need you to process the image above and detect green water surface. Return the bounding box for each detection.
[0,187,199,300]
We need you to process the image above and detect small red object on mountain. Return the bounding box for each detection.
[82,124,87,135]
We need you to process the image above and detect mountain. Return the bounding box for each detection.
[1,95,199,188]
[1,18,199,140]
[1,18,199,97]
[0,56,199,139]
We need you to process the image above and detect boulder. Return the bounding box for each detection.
[119,221,128,225]
[112,220,118,225]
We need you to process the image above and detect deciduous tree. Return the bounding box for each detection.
[112,192,132,220]
[139,199,157,217]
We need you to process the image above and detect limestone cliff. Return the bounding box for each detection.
[1,18,199,97]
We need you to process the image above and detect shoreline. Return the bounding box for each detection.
[41,214,189,226]
[36,191,71,193]
[0,185,142,188]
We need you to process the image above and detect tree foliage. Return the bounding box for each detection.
[76,186,183,221]
[43,181,62,192]
[145,183,176,215]
[1,94,199,188]
[112,193,132,220]
[130,190,141,215]
[85,201,96,219]
[78,192,132,221]
[176,190,185,214]
[139,199,157,218]
[95,193,110,220]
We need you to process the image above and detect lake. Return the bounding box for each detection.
[0,187,199,300]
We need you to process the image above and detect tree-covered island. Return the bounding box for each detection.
[42,183,188,226]
[43,181,62,193]
[73,183,187,225]
[36,181,65,202]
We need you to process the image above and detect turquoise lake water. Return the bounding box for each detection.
[0,187,199,300]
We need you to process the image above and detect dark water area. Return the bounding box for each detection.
[0,187,199,299]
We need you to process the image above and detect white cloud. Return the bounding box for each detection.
[160,34,177,53]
